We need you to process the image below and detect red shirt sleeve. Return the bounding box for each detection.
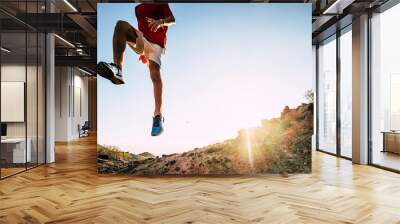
[160,4,173,18]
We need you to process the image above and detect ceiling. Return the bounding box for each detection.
[0,0,393,71]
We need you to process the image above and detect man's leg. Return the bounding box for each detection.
[97,20,139,85]
[113,20,138,68]
[148,60,163,116]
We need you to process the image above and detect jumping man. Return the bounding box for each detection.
[97,3,175,136]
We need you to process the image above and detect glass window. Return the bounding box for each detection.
[0,0,46,179]
[371,3,400,171]
[340,28,352,158]
[318,36,337,154]
[1,30,28,177]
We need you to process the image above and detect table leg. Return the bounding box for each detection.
[382,133,387,153]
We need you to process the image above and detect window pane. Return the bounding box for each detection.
[1,30,28,177]
[371,4,400,171]
[340,29,352,158]
[318,37,337,154]
[0,1,46,178]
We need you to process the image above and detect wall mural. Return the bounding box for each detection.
[97,3,313,175]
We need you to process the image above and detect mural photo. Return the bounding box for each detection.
[97,3,313,175]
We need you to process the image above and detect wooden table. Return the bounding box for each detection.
[381,131,400,154]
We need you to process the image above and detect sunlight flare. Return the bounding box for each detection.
[245,128,254,168]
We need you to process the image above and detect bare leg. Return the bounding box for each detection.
[113,20,138,68]
[149,61,163,116]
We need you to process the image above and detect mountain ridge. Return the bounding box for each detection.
[98,102,313,175]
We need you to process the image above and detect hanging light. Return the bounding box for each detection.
[1,47,11,53]
[63,0,78,12]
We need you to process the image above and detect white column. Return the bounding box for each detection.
[46,33,55,163]
[46,0,55,163]
[352,14,369,164]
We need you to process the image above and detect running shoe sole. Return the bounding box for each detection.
[151,127,163,136]
[96,62,125,85]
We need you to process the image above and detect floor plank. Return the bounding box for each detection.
[0,135,400,224]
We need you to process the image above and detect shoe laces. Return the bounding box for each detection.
[110,63,121,70]
[109,63,122,76]
[153,115,163,127]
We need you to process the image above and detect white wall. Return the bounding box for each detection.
[55,66,70,141]
[55,66,89,141]
[72,72,89,138]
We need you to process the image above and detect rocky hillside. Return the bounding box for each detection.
[98,103,313,175]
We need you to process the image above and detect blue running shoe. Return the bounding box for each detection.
[151,115,164,136]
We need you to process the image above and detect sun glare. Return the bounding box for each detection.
[245,128,254,168]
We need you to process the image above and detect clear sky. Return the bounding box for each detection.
[97,3,312,155]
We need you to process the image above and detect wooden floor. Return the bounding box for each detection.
[1,167,26,178]
[1,136,400,224]
[372,151,400,171]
